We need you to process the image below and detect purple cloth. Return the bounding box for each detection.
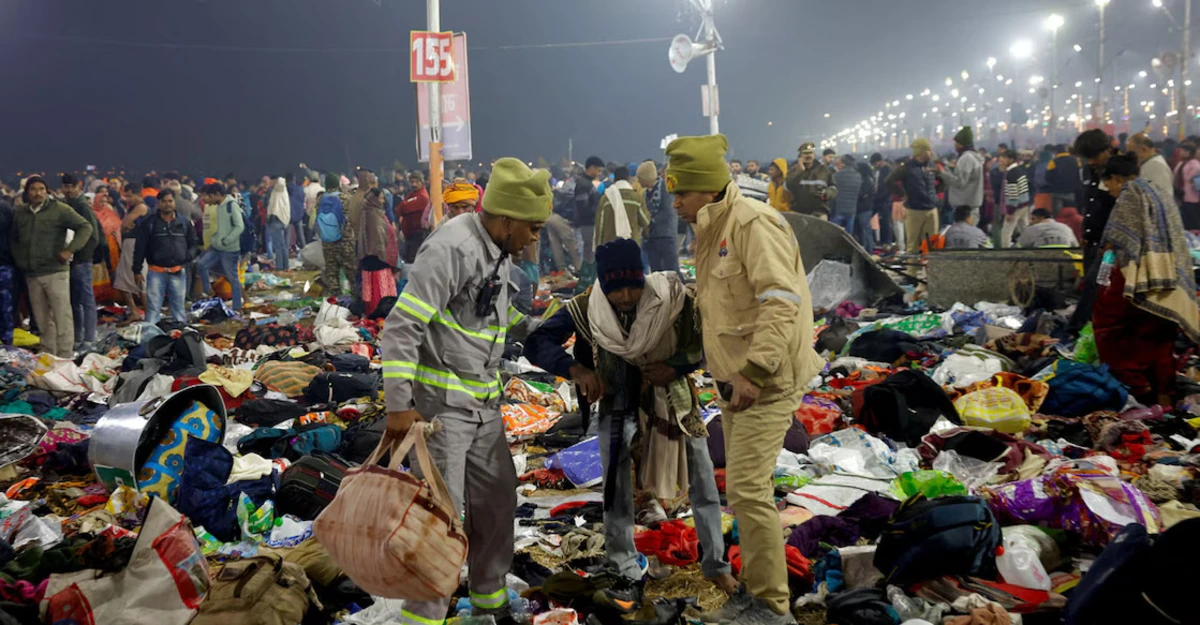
[786,515,861,558]
[839,493,900,540]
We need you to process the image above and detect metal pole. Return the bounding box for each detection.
[1097,4,1105,122]
[427,0,444,223]
[1051,29,1058,140]
[706,50,718,135]
[1182,0,1192,139]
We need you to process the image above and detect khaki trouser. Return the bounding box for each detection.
[28,271,73,357]
[722,389,803,616]
[1000,206,1031,249]
[903,208,938,276]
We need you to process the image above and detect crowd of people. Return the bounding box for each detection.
[0,122,1197,624]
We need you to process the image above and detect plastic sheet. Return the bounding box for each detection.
[544,437,602,488]
[932,450,1001,493]
[807,260,853,311]
[931,353,1004,389]
[807,429,921,479]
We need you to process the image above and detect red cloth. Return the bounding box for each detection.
[398,188,430,239]
[634,520,699,567]
[729,545,813,584]
[362,268,398,316]
[1056,207,1084,244]
[1092,266,1179,402]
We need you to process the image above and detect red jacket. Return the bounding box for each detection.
[397,188,430,239]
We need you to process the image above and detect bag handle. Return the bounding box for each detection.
[395,421,456,513]
[359,421,457,513]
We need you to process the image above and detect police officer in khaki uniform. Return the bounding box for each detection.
[665,135,823,625]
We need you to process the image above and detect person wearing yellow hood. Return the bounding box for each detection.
[666,135,823,625]
[380,157,549,625]
[766,158,792,212]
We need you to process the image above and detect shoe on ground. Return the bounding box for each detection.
[721,598,796,625]
[593,576,644,614]
[636,499,668,525]
[700,587,753,624]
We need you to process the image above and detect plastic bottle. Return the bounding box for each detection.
[1096,249,1116,286]
[995,535,1051,591]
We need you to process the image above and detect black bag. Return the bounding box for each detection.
[1064,519,1196,625]
[339,416,387,464]
[305,371,380,404]
[874,494,1001,585]
[276,453,350,521]
[147,331,208,375]
[328,353,370,373]
[236,399,310,427]
[853,369,959,447]
[825,588,895,625]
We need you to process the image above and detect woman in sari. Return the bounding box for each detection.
[90,188,124,306]
[1095,154,1200,405]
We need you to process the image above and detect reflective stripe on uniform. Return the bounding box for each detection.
[399,610,444,625]
[433,310,506,342]
[506,305,525,331]
[382,360,501,400]
[396,292,436,323]
[469,588,509,609]
[757,289,804,305]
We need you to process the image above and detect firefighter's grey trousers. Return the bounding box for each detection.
[399,406,517,625]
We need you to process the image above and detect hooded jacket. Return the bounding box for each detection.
[210,195,246,254]
[832,166,863,217]
[767,158,792,212]
[940,149,985,208]
[267,178,291,226]
[885,158,938,211]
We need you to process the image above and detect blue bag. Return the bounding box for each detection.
[1041,360,1129,417]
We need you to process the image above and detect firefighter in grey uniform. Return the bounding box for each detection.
[381,157,550,625]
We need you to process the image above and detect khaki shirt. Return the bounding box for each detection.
[693,183,824,397]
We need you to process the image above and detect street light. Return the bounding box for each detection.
[1010,39,1034,60]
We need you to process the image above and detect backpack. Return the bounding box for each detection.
[552,178,577,217]
[226,195,256,256]
[305,371,381,404]
[852,369,960,447]
[1064,518,1195,625]
[191,554,317,625]
[873,494,1001,585]
[276,452,350,521]
[1040,360,1129,417]
[824,588,896,625]
[316,194,345,243]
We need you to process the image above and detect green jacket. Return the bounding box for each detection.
[594,182,650,247]
[11,199,94,277]
[210,195,246,253]
[65,194,102,266]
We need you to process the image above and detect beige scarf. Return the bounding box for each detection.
[587,271,693,508]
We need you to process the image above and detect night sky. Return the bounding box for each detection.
[0,0,1183,178]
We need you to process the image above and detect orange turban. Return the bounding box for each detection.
[443,181,480,205]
